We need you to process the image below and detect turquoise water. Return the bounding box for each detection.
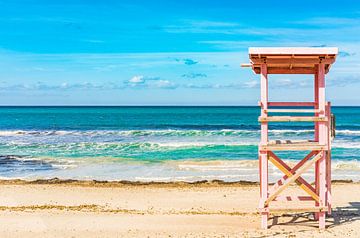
[0,106,359,181]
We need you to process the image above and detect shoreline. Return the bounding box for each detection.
[0,177,356,187]
[1,155,359,183]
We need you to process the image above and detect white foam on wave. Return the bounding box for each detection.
[269,129,313,134]
[336,130,360,135]
[0,128,358,139]
[0,128,359,135]
[134,174,251,182]
[0,157,359,182]
[0,129,314,137]
[0,130,26,136]
[3,141,257,149]
[154,141,257,147]
[333,141,360,149]
[0,130,74,136]
[170,160,259,171]
[332,160,360,171]
[168,159,360,172]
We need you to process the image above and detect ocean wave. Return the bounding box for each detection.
[0,156,359,182]
[333,160,360,171]
[0,155,78,169]
[133,174,251,182]
[130,159,360,182]
[332,141,360,149]
[0,128,319,137]
[336,130,360,135]
[269,129,313,135]
[0,129,254,137]
[166,159,360,173]
[1,141,258,150]
[170,160,259,171]
[0,130,69,136]
[0,141,256,163]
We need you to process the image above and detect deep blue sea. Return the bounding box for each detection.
[0,106,359,182]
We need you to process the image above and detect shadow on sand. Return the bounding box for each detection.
[268,202,360,229]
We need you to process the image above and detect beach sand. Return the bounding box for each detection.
[0,179,359,237]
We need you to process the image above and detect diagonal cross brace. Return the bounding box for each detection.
[268,151,319,202]
[265,151,323,207]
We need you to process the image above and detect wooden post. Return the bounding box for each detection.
[314,66,319,142]
[317,63,327,229]
[326,102,332,214]
[259,63,269,229]
[314,65,320,220]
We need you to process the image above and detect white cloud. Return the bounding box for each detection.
[129,75,145,84]
[243,80,259,88]
[162,20,242,35]
[124,76,177,89]
[152,80,177,89]
[0,82,125,91]
[273,78,292,87]
[292,17,360,26]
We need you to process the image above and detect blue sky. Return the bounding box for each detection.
[0,0,359,105]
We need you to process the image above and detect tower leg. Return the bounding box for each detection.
[261,211,268,229]
[314,160,320,220]
[259,151,268,229]
[314,67,320,221]
[259,63,269,229]
[316,62,327,229]
[318,151,327,229]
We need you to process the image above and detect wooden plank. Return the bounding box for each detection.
[240,63,252,67]
[260,141,327,151]
[264,152,323,206]
[251,58,335,65]
[267,140,316,144]
[268,151,319,202]
[274,196,314,202]
[260,144,327,151]
[253,67,316,74]
[268,102,315,107]
[269,207,328,214]
[259,116,327,122]
[265,109,320,113]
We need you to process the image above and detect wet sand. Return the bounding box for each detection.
[0,179,359,237]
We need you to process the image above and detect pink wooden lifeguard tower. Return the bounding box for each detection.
[243,47,337,229]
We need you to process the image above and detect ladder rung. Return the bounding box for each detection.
[259,116,327,122]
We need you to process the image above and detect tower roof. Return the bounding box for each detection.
[248,47,338,74]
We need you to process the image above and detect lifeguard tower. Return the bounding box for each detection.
[243,47,337,229]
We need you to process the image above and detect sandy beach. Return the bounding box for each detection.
[0,179,357,237]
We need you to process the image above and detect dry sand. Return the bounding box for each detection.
[0,179,358,237]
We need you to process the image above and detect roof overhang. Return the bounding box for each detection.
[248,47,338,74]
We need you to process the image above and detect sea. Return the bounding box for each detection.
[0,106,359,182]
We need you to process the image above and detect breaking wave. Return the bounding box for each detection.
[0,129,321,137]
